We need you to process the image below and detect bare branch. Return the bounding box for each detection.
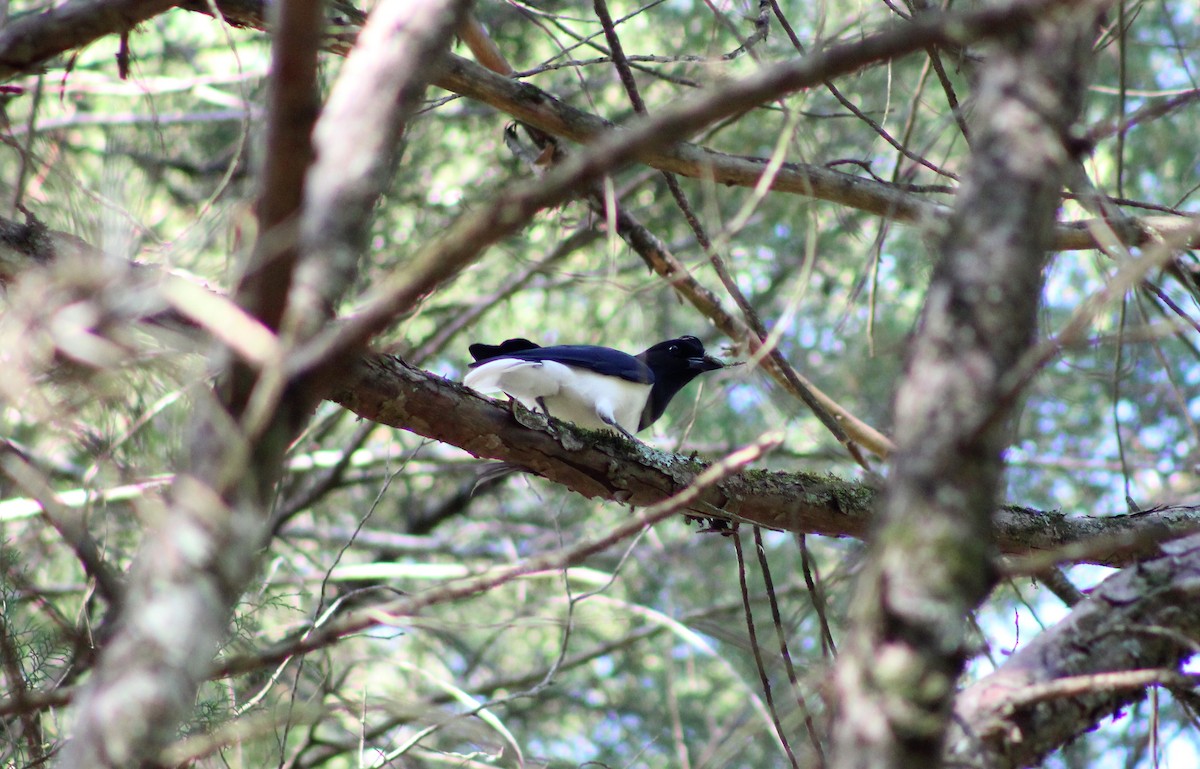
[0,0,178,81]
[434,46,1197,253]
[235,0,322,332]
[6,0,1190,252]
[949,533,1200,768]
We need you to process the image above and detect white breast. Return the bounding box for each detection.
[465,359,651,434]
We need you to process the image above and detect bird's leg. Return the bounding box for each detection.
[599,414,638,442]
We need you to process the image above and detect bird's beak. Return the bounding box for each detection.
[690,355,724,372]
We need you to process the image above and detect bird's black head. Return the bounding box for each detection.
[636,336,724,430]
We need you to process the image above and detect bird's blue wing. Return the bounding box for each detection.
[469,344,654,384]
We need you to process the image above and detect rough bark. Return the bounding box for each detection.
[330,352,1196,567]
[287,0,469,337]
[52,0,326,761]
[830,4,1106,769]
[946,532,1200,768]
[53,1,469,766]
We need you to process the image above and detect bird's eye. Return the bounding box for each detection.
[669,345,679,353]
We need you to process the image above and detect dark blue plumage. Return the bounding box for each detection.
[470,343,653,384]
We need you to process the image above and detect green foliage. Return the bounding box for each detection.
[2,0,1199,766]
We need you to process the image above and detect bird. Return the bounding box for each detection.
[464,336,724,439]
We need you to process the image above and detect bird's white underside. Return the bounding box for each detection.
[464,359,651,434]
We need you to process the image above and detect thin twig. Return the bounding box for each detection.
[733,526,802,769]
[754,527,827,768]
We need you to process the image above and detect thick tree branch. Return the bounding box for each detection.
[54,0,327,762]
[54,1,468,766]
[948,532,1200,768]
[235,0,322,333]
[286,0,471,343]
[0,0,178,80]
[328,352,1198,567]
[830,4,1105,769]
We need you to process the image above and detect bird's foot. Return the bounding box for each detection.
[599,414,639,443]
